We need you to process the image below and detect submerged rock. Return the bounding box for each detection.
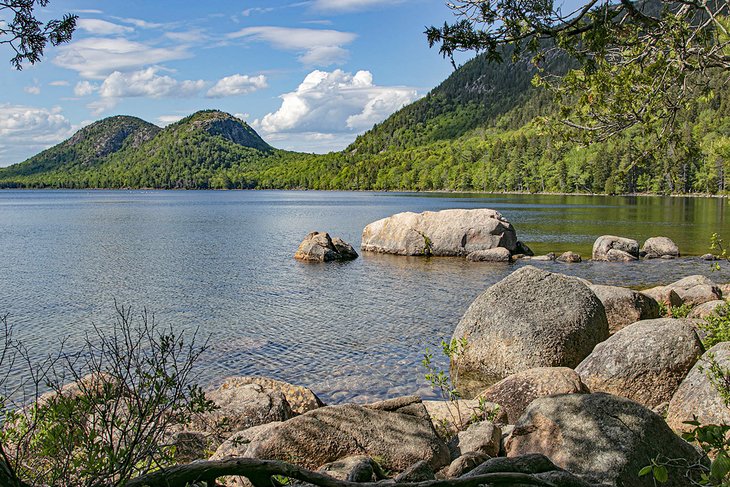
[295,231,358,262]
[506,393,708,487]
[575,319,704,408]
[361,209,517,256]
[641,236,680,259]
[465,247,511,262]
[209,376,324,416]
[592,235,639,261]
[451,266,609,394]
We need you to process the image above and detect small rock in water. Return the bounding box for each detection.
[556,251,582,263]
[530,252,556,261]
[701,253,719,261]
[295,231,358,262]
[592,235,639,261]
[641,236,680,259]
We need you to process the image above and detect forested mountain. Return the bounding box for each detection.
[1,53,729,194]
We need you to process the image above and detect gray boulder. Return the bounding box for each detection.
[688,300,727,319]
[295,231,358,262]
[641,236,680,259]
[575,319,704,408]
[361,209,517,256]
[506,393,708,486]
[244,402,450,472]
[592,235,639,261]
[422,399,506,436]
[212,376,324,416]
[589,284,661,334]
[197,383,293,440]
[666,343,730,433]
[452,266,609,393]
[464,454,599,486]
[557,251,582,263]
[318,455,383,482]
[666,275,722,306]
[393,460,435,482]
[450,421,502,457]
[478,367,588,424]
[444,452,490,478]
[640,286,683,308]
[465,247,511,262]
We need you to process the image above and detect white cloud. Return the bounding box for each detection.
[84,68,205,115]
[312,0,399,11]
[165,29,207,42]
[234,113,250,120]
[74,9,103,14]
[49,80,70,86]
[74,80,98,97]
[157,115,184,126]
[77,19,134,35]
[206,74,267,98]
[113,17,164,29]
[0,105,76,166]
[254,69,418,149]
[24,85,41,95]
[242,7,274,16]
[98,68,205,98]
[228,26,356,66]
[54,38,191,79]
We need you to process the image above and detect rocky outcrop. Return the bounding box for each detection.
[641,237,680,259]
[556,251,582,263]
[294,232,358,262]
[592,235,639,261]
[666,275,723,306]
[196,383,294,439]
[477,367,588,424]
[465,247,511,262]
[506,393,708,486]
[210,376,324,416]
[589,284,661,333]
[666,343,730,433]
[244,401,450,472]
[640,286,683,308]
[361,209,517,257]
[452,266,609,394]
[575,319,704,408]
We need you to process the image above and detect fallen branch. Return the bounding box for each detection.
[126,458,557,487]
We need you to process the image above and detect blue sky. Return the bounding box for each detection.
[0,0,471,166]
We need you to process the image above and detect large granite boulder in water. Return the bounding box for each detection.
[451,266,609,394]
[575,318,704,408]
[361,209,517,256]
[641,236,680,259]
[506,393,708,487]
[592,235,639,261]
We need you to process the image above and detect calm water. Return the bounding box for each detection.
[0,190,729,403]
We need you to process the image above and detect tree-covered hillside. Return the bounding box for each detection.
[0,54,728,194]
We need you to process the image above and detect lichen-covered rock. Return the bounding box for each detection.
[506,393,708,486]
[466,247,511,262]
[318,455,382,482]
[640,286,683,308]
[575,319,704,408]
[589,284,661,333]
[477,367,588,424]
[212,376,323,416]
[361,209,517,256]
[666,275,722,306]
[556,251,582,263]
[422,399,506,436]
[592,235,639,261]
[245,402,451,472]
[641,237,680,259]
[666,343,730,433]
[295,232,358,262]
[452,266,609,393]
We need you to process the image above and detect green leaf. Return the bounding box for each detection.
[711,452,730,481]
[653,465,668,483]
[638,466,653,477]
